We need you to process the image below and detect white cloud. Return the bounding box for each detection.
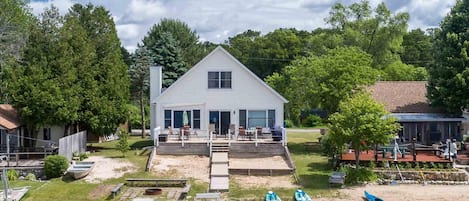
[29,0,74,16]
[28,0,458,53]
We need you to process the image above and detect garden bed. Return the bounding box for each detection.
[373,169,468,183]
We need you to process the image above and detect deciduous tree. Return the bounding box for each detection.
[267,47,378,123]
[0,0,33,102]
[326,0,409,69]
[328,92,400,167]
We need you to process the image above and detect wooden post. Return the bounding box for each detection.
[374,144,378,162]
[412,137,416,163]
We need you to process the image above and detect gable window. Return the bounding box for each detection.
[208,71,231,89]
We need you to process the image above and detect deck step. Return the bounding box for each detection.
[209,176,229,192]
[211,164,229,176]
[211,152,229,163]
[212,142,230,153]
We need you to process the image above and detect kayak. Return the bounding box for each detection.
[365,191,384,201]
[294,189,312,201]
[266,191,282,201]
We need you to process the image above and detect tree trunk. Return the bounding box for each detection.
[354,147,360,167]
[140,89,145,138]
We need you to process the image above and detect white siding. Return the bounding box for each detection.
[152,47,285,132]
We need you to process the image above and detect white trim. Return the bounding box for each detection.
[162,102,206,108]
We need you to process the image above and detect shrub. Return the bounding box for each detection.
[7,170,18,181]
[79,152,89,161]
[339,165,377,184]
[404,162,413,169]
[25,173,36,181]
[44,155,69,178]
[302,114,322,127]
[369,161,376,169]
[116,129,131,157]
[284,119,294,128]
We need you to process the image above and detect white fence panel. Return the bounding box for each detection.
[58,131,87,161]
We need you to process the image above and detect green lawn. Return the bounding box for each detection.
[5,131,339,200]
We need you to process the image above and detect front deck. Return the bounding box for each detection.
[340,150,458,164]
[157,132,284,144]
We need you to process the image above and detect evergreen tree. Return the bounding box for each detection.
[129,45,152,138]
[143,18,205,67]
[68,4,129,135]
[428,0,469,114]
[5,6,68,145]
[151,32,186,88]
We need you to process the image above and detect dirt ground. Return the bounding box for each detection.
[83,156,135,183]
[152,155,210,182]
[231,175,298,189]
[229,155,291,169]
[314,184,469,201]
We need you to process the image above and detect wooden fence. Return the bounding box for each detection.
[58,131,87,161]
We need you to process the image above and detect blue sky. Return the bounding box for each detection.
[29,0,457,52]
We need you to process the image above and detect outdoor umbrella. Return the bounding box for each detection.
[182,111,189,126]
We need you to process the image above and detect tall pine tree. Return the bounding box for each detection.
[68,4,129,135]
[150,32,186,88]
[129,45,152,138]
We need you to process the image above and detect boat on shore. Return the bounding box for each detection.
[294,189,312,201]
[67,161,95,179]
[365,191,384,201]
[265,191,281,201]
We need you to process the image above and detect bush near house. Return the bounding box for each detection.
[44,155,69,179]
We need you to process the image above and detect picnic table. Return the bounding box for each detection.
[379,145,407,158]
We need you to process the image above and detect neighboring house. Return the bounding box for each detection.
[368,81,466,145]
[0,104,64,149]
[0,104,23,150]
[150,46,288,137]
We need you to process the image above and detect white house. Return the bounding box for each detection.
[150,46,288,137]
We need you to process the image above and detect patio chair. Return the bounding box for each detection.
[256,127,262,136]
[209,124,216,140]
[238,127,246,140]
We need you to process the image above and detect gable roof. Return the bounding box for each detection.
[154,46,288,103]
[367,81,444,113]
[0,104,21,130]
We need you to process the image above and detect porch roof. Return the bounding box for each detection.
[0,104,21,130]
[390,113,466,122]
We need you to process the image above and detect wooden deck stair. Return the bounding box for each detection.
[209,146,229,192]
[211,142,230,152]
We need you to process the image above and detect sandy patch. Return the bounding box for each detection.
[152,155,210,182]
[314,184,469,201]
[83,156,134,183]
[229,156,291,169]
[231,175,299,189]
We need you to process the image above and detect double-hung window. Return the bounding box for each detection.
[208,71,231,89]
